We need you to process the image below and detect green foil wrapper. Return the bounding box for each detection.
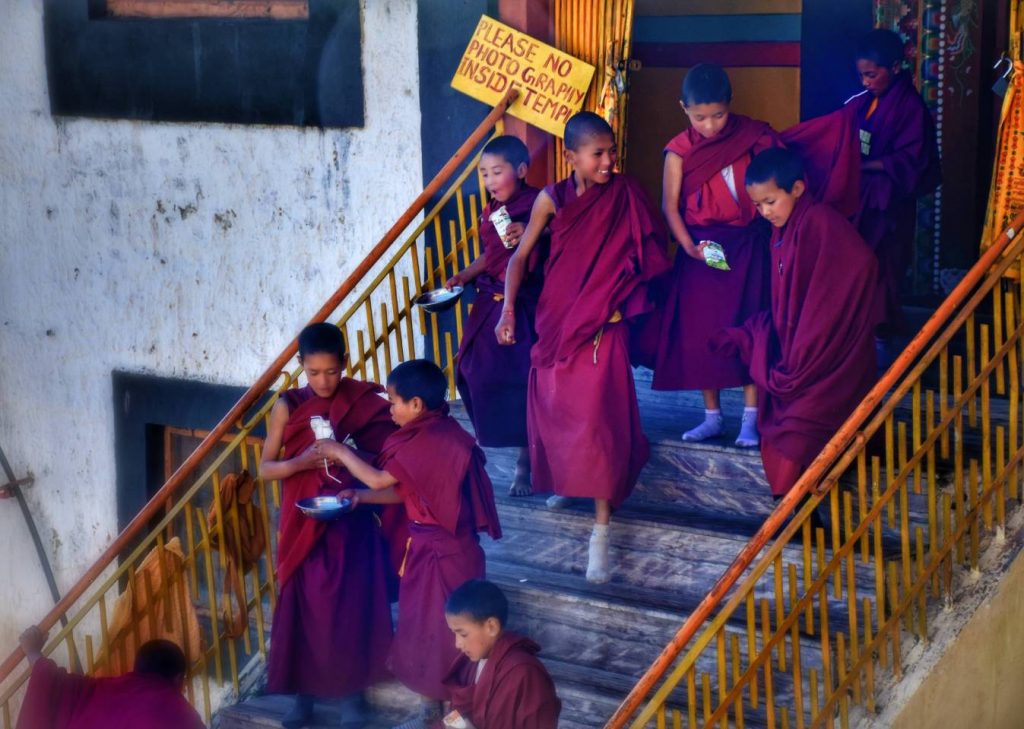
[701,241,730,271]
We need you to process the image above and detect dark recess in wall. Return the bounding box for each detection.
[45,0,364,127]
[800,0,874,120]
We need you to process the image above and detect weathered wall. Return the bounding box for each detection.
[885,545,1024,729]
[0,0,421,660]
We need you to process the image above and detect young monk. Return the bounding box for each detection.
[496,112,670,583]
[713,148,883,499]
[446,135,546,496]
[653,63,779,447]
[260,322,399,728]
[847,29,940,344]
[323,359,502,729]
[439,579,561,729]
[15,628,204,729]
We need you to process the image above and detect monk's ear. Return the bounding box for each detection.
[485,616,502,636]
[791,179,807,199]
[411,395,426,413]
[516,162,529,180]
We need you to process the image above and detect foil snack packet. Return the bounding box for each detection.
[701,241,730,271]
[489,205,514,248]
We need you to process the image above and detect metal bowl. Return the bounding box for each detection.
[296,495,354,521]
[413,286,464,313]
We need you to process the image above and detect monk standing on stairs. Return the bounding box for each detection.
[713,148,883,501]
[260,323,399,729]
[497,112,670,584]
[326,359,502,729]
[446,135,548,497]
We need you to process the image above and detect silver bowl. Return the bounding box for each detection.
[413,286,464,313]
[296,495,354,521]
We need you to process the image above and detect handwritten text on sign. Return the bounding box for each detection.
[451,16,596,138]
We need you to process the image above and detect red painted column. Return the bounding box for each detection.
[498,0,555,186]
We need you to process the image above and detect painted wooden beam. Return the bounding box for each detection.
[106,0,309,20]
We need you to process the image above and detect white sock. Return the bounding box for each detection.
[682,409,724,442]
[586,524,611,584]
[736,407,760,447]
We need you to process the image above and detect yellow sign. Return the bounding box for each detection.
[451,15,596,138]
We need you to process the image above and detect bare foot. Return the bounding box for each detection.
[509,448,532,497]
[508,473,532,497]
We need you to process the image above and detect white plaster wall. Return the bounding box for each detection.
[0,0,422,666]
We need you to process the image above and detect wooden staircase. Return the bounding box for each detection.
[216,371,934,729]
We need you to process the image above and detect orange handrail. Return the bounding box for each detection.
[0,87,519,687]
[605,211,1024,728]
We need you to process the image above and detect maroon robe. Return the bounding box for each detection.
[16,657,205,729]
[780,108,862,217]
[847,73,940,326]
[528,173,670,508]
[653,115,779,391]
[456,185,544,447]
[380,407,502,700]
[712,197,883,495]
[267,382,399,697]
[438,632,561,729]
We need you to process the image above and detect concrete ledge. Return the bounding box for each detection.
[857,508,1024,729]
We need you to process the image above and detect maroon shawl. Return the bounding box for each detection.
[16,658,204,729]
[276,381,396,588]
[440,632,561,729]
[712,197,883,464]
[780,107,862,217]
[379,407,501,539]
[667,114,774,201]
[532,173,670,369]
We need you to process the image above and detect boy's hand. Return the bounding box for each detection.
[502,222,526,248]
[315,439,348,462]
[336,488,360,508]
[444,273,465,291]
[295,444,326,472]
[494,309,516,345]
[683,239,708,261]
[19,626,47,662]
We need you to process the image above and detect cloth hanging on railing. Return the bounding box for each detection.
[91,537,201,677]
[206,470,266,639]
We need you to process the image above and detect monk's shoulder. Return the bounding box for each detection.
[664,129,693,158]
[800,201,856,236]
[495,640,551,679]
[521,184,542,205]
[339,376,384,398]
[618,173,657,205]
[799,202,872,258]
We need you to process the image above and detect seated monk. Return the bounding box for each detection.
[15,627,204,729]
[437,579,560,729]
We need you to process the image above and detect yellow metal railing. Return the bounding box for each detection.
[607,214,1024,729]
[0,90,516,728]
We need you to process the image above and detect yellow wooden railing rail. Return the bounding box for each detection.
[607,211,1024,729]
[552,0,636,178]
[0,88,517,728]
